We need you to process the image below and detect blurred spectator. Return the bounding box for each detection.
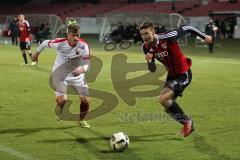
[154,23,166,34]
[225,18,235,39]
[8,17,19,45]
[124,22,136,39]
[158,24,166,33]
[108,22,167,44]
[229,19,235,39]
[35,22,51,44]
[220,20,226,39]
[110,22,124,43]
[154,23,159,33]
[214,19,220,40]
[205,19,215,54]
[133,22,142,43]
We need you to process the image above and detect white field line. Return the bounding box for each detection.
[0,144,39,160]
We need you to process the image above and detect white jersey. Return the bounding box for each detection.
[36,38,90,82]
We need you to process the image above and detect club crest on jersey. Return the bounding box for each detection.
[155,51,168,59]
[149,48,154,52]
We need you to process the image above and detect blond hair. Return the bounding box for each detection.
[67,24,80,34]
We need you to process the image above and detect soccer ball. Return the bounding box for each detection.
[110,132,129,152]
[213,26,218,32]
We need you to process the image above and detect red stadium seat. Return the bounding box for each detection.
[0,1,240,19]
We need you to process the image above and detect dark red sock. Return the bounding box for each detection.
[56,99,66,109]
[22,53,28,64]
[80,101,89,120]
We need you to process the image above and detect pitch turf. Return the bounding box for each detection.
[0,37,240,160]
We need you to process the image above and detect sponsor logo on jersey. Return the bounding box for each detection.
[155,51,168,58]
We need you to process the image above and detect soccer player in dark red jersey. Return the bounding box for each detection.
[18,14,36,65]
[140,22,212,137]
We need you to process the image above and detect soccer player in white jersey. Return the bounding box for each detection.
[31,24,91,128]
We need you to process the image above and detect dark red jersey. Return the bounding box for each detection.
[18,20,30,42]
[143,25,206,77]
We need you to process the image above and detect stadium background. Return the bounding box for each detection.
[0,0,240,160]
[0,0,240,41]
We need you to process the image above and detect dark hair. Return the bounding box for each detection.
[139,22,154,30]
[67,24,80,34]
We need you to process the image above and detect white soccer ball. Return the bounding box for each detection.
[110,132,129,152]
[213,26,218,32]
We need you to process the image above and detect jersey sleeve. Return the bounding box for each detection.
[81,43,90,72]
[36,39,60,53]
[36,40,50,53]
[48,38,63,49]
[158,25,206,41]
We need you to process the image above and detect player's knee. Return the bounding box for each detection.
[56,96,66,106]
[159,95,167,106]
[159,96,172,108]
[80,96,89,104]
[160,100,174,114]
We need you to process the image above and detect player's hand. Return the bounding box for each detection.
[145,53,154,62]
[8,30,11,36]
[31,52,39,62]
[72,67,85,76]
[204,35,213,44]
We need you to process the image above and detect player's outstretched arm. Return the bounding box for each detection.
[158,25,208,42]
[180,26,213,43]
[31,40,50,62]
[32,39,61,62]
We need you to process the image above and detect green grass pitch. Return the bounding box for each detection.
[0,37,240,160]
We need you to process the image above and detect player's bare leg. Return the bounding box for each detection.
[159,87,194,137]
[78,96,90,128]
[55,95,66,120]
[159,87,175,107]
